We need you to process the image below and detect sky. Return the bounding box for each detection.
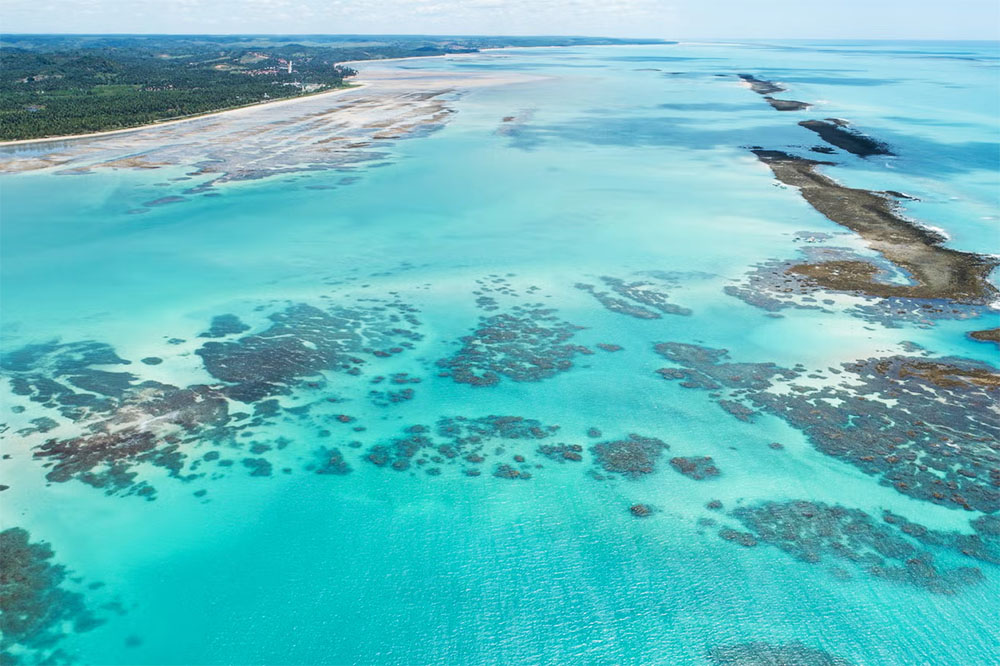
[2,0,999,40]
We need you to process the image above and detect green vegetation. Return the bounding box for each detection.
[0,34,666,140]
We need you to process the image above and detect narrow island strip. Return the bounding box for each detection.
[750,149,999,304]
[737,74,811,111]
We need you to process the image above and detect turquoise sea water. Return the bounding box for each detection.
[1,41,999,665]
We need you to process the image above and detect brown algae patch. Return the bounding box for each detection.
[751,149,998,304]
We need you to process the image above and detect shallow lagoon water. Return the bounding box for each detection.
[1,41,999,665]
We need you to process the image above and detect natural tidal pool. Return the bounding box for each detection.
[1,41,999,665]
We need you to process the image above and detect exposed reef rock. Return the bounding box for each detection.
[751,150,998,304]
[724,245,992,330]
[764,96,811,111]
[738,74,785,95]
[969,327,1000,347]
[799,118,893,157]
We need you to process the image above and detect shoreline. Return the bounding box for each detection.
[0,45,555,148]
[0,84,365,148]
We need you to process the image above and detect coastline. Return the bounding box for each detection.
[0,84,366,148]
[0,56,542,183]
[0,46,531,148]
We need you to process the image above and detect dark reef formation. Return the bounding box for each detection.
[198,314,250,339]
[1,293,425,497]
[723,245,993,330]
[737,74,810,112]
[656,342,1000,512]
[750,150,998,304]
[764,96,811,111]
[365,416,560,476]
[3,340,236,498]
[197,300,421,402]
[0,528,102,665]
[436,306,588,386]
[670,456,721,480]
[969,327,1000,347]
[799,118,893,158]
[722,500,998,593]
[308,447,352,475]
[576,276,691,319]
[738,74,785,95]
[590,434,669,479]
[537,443,584,462]
[709,641,855,666]
[630,503,654,517]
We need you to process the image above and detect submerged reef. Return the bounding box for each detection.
[365,416,560,476]
[198,299,421,402]
[537,443,584,462]
[308,446,352,475]
[656,342,1000,512]
[2,340,135,422]
[670,456,721,480]
[0,528,102,665]
[3,339,236,498]
[799,119,893,158]
[1,294,424,497]
[722,500,997,593]
[198,314,251,339]
[436,306,588,386]
[590,434,669,479]
[575,276,691,319]
[709,641,855,666]
[750,150,998,304]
